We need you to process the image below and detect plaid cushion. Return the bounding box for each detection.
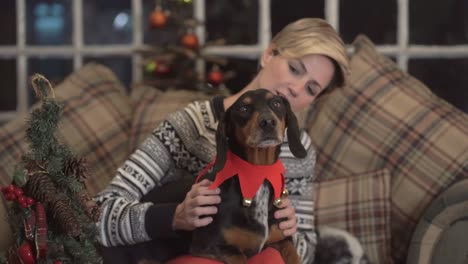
[0,63,132,196]
[307,35,468,261]
[128,86,212,152]
[315,169,391,263]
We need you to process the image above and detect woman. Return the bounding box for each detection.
[95,17,349,264]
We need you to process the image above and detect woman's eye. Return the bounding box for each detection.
[288,64,300,75]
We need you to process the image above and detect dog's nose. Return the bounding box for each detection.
[259,118,276,129]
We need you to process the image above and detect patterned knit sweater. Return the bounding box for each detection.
[95,96,317,263]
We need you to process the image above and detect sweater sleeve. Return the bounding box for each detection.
[280,130,317,264]
[94,100,216,247]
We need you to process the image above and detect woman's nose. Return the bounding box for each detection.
[289,78,308,97]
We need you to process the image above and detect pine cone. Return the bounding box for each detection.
[24,171,57,203]
[77,191,101,222]
[63,157,90,181]
[49,197,81,237]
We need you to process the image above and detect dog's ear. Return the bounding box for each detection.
[212,112,229,172]
[283,99,307,159]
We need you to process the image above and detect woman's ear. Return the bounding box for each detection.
[260,45,276,68]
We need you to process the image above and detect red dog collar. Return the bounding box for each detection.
[196,150,285,205]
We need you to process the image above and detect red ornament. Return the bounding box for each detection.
[181,32,199,50]
[17,242,35,264]
[149,6,167,28]
[207,67,224,86]
[154,61,172,76]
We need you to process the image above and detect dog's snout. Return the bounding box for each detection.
[259,118,276,129]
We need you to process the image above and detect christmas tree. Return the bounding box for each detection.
[141,0,234,94]
[0,75,101,264]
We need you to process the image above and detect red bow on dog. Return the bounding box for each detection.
[196,150,285,206]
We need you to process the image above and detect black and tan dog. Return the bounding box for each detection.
[190,89,307,264]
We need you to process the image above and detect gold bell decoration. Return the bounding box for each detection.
[242,198,252,207]
[273,188,289,208]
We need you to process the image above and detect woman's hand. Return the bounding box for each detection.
[172,179,221,231]
[274,197,297,237]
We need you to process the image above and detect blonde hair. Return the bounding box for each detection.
[271,18,349,89]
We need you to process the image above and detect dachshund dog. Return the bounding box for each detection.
[190,89,307,264]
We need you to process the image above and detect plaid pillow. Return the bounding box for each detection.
[0,63,132,195]
[315,169,392,263]
[128,86,212,152]
[307,35,468,261]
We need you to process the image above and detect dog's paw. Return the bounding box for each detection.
[314,226,369,264]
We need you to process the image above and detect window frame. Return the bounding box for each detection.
[0,0,467,122]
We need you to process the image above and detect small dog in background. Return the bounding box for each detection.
[190,89,307,264]
[314,226,370,264]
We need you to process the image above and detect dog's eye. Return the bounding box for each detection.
[271,100,282,109]
[238,105,248,112]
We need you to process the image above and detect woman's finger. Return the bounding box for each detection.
[193,216,213,228]
[190,205,218,217]
[190,195,221,207]
[274,206,294,219]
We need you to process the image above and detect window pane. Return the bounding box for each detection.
[410,0,468,45]
[0,0,16,45]
[409,59,468,113]
[206,0,258,44]
[340,0,397,44]
[28,58,73,105]
[83,0,132,45]
[271,0,324,36]
[26,0,72,45]
[84,57,132,92]
[0,59,17,111]
[143,0,193,45]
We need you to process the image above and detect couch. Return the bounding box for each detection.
[0,35,467,263]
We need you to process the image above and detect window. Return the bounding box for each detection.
[0,0,467,123]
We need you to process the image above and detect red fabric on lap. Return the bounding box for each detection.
[166,247,285,264]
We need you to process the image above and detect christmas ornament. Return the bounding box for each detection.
[17,242,35,264]
[207,65,224,86]
[145,61,157,73]
[149,6,168,29]
[154,61,172,76]
[181,31,199,50]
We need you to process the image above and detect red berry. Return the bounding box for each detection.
[5,193,15,201]
[20,201,28,208]
[14,188,23,197]
[17,195,26,204]
[26,197,35,205]
[1,186,8,193]
[7,185,15,193]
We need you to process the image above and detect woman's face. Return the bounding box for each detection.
[258,49,335,112]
